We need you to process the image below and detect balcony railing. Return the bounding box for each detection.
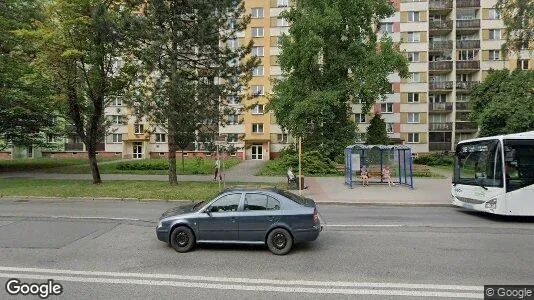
[429,20,453,31]
[429,122,453,131]
[456,40,480,49]
[429,0,453,10]
[429,142,453,151]
[429,81,454,90]
[65,143,84,151]
[456,60,480,70]
[456,19,481,29]
[429,102,453,112]
[456,0,480,7]
[455,102,470,111]
[455,122,478,131]
[429,61,453,71]
[429,41,453,51]
[456,81,479,90]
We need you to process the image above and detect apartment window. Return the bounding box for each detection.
[381,22,393,34]
[277,18,289,27]
[410,72,421,83]
[458,50,477,60]
[277,0,289,7]
[252,46,264,57]
[386,123,394,134]
[113,97,122,106]
[381,103,393,113]
[457,94,469,102]
[252,85,264,96]
[489,29,501,40]
[228,94,239,105]
[408,113,420,123]
[489,9,500,20]
[251,7,264,18]
[356,113,366,123]
[407,52,420,62]
[252,27,264,37]
[407,32,421,43]
[252,104,264,115]
[489,50,500,60]
[457,74,472,82]
[408,133,420,143]
[408,93,420,103]
[134,124,144,134]
[47,134,56,143]
[111,115,125,125]
[408,11,420,22]
[252,65,264,76]
[430,114,447,123]
[252,123,264,133]
[518,59,529,70]
[278,133,288,143]
[228,114,238,125]
[430,94,447,103]
[227,133,238,143]
[155,133,166,143]
[112,134,122,143]
[227,39,239,49]
[456,9,476,20]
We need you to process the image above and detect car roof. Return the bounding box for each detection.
[221,186,280,193]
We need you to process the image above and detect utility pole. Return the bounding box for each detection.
[298,136,302,196]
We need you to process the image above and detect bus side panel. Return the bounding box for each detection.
[505,185,534,216]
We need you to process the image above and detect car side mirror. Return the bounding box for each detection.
[204,208,212,216]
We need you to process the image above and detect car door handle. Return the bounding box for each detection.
[231,217,237,223]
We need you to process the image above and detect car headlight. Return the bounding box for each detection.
[157,220,163,229]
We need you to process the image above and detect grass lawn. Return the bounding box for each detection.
[0,157,116,172]
[0,179,286,201]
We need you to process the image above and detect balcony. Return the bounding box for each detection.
[456,0,480,7]
[429,0,453,10]
[456,40,480,49]
[456,19,481,30]
[456,60,480,71]
[455,102,470,111]
[65,143,84,151]
[455,122,478,132]
[456,81,479,90]
[429,20,453,32]
[429,122,453,131]
[429,142,453,151]
[429,102,453,112]
[429,41,453,51]
[429,61,453,72]
[429,81,454,91]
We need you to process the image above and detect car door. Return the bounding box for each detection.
[197,193,242,241]
[238,193,281,242]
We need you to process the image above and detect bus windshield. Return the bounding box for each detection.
[504,139,534,192]
[454,139,503,188]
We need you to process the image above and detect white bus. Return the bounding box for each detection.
[451,131,534,216]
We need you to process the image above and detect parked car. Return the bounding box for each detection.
[156,187,322,255]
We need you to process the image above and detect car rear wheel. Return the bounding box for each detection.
[267,228,293,255]
[170,226,195,253]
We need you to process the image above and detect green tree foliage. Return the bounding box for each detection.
[366,114,389,145]
[469,69,534,136]
[0,0,59,148]
[269,0,409,160]
[496,0,534,53]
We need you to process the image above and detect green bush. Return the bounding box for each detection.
[259,150,340,176]
[414,153,454,166]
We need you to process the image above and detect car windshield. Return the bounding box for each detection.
[192,201,205,210]
[454,139,503,188]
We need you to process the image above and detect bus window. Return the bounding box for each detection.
[454,139,503,188]
[504,139,534,192]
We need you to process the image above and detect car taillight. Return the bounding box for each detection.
[313,208,320,224]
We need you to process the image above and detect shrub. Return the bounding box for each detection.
[414,153,454,166]
[260,150,340,176]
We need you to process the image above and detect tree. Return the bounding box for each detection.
[366,114,389,145]
[469,69,534,137]
[0,0,59,149]
[269,0,409,160]
[131,0,257,184]
[496,0,534,53]
[22,0,140,183]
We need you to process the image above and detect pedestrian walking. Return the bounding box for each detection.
[213,157,222,181]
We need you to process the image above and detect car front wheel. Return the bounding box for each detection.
[267,228,293,255]
[170,226,195,253]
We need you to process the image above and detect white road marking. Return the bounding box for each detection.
[323,224,405,227]
[0,272,483,298]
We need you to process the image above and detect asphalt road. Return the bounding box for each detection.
[1,198,533,299]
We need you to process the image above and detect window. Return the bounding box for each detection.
[252,65,264,76]
[408,133,420,143]
[134,124,144,134]
[458,50,477,60]
[244,193,281,211]
[252,104,264,115]
[227,133,238,143]
[518,59,529,70]
[251,7,264,18]
[457,94,469,102]
[489,50,500,60]
[228,95,239,105]
[47,134,56,143]
[410,72,421,83]
[381,103,393,113]
[407,32,420,43]
[227,39,239,49]
[207,193,241,213]
[454,140,504,188]
[489,29,501,40]
[228,114,238,125]
[114,97,122,106]
[252,123,264,133]
[252,46,264,57]
[408,113,420,123]
[503,139,534,192]
[278,133,288,143]
[386,123,394,134]
[155,133,166,143]
[408,11,420,22]
[277,18,289,27]
[252,27,264,37]
[381,23,393,34]
[457,73,472,82]
[252,85,264,96]
[408,93,420,103]
[489,9,500,20]
[356,113,366,123]
[112,134,122,143]
[277,0,289,7]
[456,9,476,20]
[111,115,125,125]
[407,52,420,62]
[430,94,447,103]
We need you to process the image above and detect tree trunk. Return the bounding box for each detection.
[168,130,178,185]
[87,144,102,184]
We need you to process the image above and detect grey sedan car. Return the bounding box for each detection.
[156,187,322,255]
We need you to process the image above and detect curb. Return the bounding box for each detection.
[315,201,453,207]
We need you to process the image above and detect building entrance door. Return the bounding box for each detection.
[251,145,263,160]
[133,142,143,159]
